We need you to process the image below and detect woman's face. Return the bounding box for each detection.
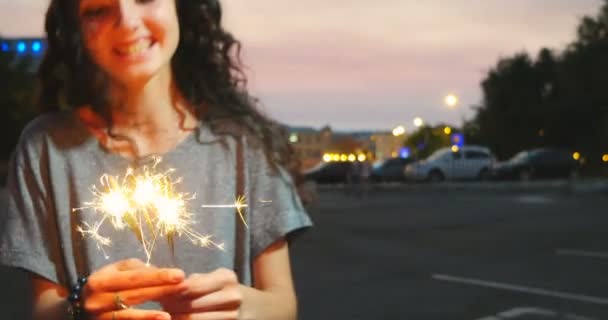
[78,0,180,86]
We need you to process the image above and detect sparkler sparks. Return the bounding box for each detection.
[201,195,249,228]
[73,157,247,264]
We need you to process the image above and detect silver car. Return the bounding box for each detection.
[404,145,495,182]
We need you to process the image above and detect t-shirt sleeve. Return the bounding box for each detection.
[246,144,313,259]
[0,134,63,285]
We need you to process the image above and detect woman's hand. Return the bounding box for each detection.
[82,258,187,320]
[160,268,243,320]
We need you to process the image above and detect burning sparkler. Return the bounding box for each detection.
[74,157,247,264]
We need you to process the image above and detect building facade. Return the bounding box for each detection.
[288,126,333,170]
[288,126,408,170]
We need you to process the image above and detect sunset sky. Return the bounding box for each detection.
[0,0,603,131]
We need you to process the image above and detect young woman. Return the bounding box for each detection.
[0,0,312,319]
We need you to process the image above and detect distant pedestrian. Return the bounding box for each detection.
[358,160,372,198]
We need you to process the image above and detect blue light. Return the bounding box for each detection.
[17,41,27,53]
[1,42,8,52]
[32,41,42,52]
[399,147,411,159]
[451,133,465,147]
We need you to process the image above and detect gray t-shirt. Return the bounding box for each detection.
[0,111,312,289]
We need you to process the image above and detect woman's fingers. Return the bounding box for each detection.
[88,267,185,292]
[163,285,241,313]
[180,268,238,299]
[97,258,148,274]
[85,283,188,314]
[96,309,171,320]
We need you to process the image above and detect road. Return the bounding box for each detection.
[290,186,608,320]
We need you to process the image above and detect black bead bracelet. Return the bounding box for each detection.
[67,276,88,320]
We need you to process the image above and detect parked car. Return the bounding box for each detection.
[302,161,353,184]
[404,145,495,182]
[370,157,415,182]
[491,148,580,181]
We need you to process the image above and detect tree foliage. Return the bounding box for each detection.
[0,40,38,160]
[405,125,453,159]
[466,0,608,171]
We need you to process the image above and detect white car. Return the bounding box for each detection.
[404,145,495,182]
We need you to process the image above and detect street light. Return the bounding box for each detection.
[392,125,405,137]
[288,133,298,143]
[413,117,424,128]
[445,94,459,109]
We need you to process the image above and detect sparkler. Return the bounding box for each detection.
[73,157,247,264]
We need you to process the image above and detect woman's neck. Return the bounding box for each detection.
[108,68,195,133]
[87,69,200,159]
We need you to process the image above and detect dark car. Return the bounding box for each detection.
[491,148,580,181]
[302,162,353,184]
[371,157,415,182]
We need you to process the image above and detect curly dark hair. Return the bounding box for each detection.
[37,0,296,175]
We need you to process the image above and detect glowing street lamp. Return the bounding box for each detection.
[445,94,459,109]
[413,117,424,128]
[289,133,298,143]
[392,126,406,137]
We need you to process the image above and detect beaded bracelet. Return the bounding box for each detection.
[67,276,88,320]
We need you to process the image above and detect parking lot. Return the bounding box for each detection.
[290,185,608,319]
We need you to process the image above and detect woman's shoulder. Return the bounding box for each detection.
[16,110,85,151]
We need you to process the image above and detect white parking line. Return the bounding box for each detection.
[432,274,608,305]
[475,307,555,320]
[474,307,599,320]
[556,249,608,259]
[498,307,555,317]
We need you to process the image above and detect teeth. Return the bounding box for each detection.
[116,39,151,55]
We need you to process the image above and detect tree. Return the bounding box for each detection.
[405,125,453,159]
[467,0,608,173]
[0,38,38,160]
[468,52,548,160]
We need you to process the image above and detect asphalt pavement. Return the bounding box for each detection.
[290,185,608,320]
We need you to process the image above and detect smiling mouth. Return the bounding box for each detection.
[113,39,156,57]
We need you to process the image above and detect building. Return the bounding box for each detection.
[371,132,407,160]
[288,125,409,170]
[288,126,332,170]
